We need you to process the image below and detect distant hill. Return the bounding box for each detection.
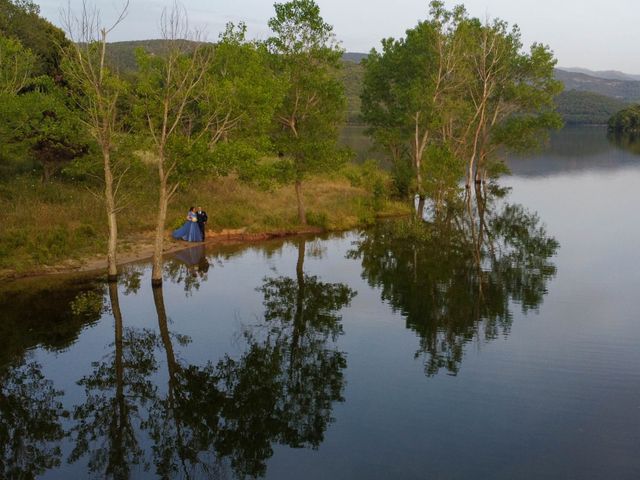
[554,69,640,102]
[341,60,364,124]
[342,52,368,63]
[555,90,628,125]
[105,39,200,72]
[560,67,640,82]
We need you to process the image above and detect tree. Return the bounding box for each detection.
[0,77,89,180]
[134,5,212,285]
[201,23,283,152]
[0,35,35,94]
[61,1,130,281]
[608,104,640,134]
[268,0,347,224]
[361,2,468,217]
[0,0,70,77]
[457,18,562,186]
[361,1,562,214]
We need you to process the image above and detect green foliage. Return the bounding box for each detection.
[0,35,35,93]
[0,0,70,77]
[0,77,89,179]
[420,145,464,205]
[361,1,562,203]
[197,23,286,180]
[340,59,364,124]
[608,104,640,134]
[133,43,212,181]
[268,0,348,182]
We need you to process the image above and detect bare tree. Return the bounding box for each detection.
[135,3,212,285]
[61,0,130,281]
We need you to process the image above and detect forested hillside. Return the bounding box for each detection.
[554,68,640,101]
[560,67,640,82]
[555,90,628,125]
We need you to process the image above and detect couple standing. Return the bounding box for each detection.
[172,206,208,242]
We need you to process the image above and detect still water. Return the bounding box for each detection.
[1,126,640,479]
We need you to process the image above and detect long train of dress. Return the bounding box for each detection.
[172,213,203,242]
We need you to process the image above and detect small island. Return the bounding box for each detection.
[608,104,640,133]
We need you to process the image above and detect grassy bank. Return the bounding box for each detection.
[0,166,409,275]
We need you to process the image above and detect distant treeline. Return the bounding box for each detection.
[555,90,628,125]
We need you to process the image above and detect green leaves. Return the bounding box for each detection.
[608,103,640,134]
[361,0,563,203]
[0,83,89,178]
[0,36,35,94]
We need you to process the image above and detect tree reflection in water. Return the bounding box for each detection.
[0,279,105,478]
[215,238,355,476]
[608,130,640,155]
[69,282,159,478]
[349,186,559,376]
[144,238,355,478]
[0,360,67,478]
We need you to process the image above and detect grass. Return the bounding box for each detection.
[0,165,410,274]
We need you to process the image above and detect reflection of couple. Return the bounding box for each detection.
[172,206,208,242]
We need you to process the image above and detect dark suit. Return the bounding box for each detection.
[196,210,208,241]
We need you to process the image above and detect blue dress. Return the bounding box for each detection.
[172,211,203,242]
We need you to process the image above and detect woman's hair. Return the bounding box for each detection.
[190,206,196,212]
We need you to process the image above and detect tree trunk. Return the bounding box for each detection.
[295,179,307,225]
[416,194,426,220]
[466,155,475,189]
[153,285,178,381]
[108,281,126,471]
[291,239,306,363]
[104,151,118,281]
[151,173,168,286]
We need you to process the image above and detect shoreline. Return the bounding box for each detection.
[0,226,327,283]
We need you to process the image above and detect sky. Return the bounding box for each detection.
[38,0,640,73]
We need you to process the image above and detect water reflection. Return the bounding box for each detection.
[607,130,640,155]
[165,245,211,295]
[70,282,158,477]
[504,126,640,176]
[0,202,557,477]
[0,279,105,367]
[349,187,559,376]
[60,238,356,479]
[0,359,67,478]
[0,278,105,478]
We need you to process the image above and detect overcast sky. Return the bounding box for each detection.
[39,0,640,73]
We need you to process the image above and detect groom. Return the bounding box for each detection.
[196,206,208,242]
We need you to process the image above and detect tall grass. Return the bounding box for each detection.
[0,166,409,273]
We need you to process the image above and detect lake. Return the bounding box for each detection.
[1,126,639,479]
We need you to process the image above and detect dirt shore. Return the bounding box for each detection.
[0,226,324,282]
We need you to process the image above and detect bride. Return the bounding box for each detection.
[172,207,203,242]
